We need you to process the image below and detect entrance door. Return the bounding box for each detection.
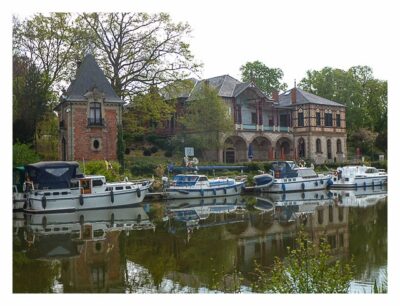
[62,137,67,161]
[225,148,235,163]
[298,138,305,158]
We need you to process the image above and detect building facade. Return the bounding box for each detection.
[55,54,125,161]
[162,75,347,164]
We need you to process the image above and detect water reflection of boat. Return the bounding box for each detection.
[166,195,246,227]
[256,190,334,223]
[330,186,387,207]
[24,206,155,240]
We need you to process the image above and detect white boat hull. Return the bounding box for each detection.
[25,186,149,213]
[259,176,332,193]
[166,182,245,199]
[331,175,387,189]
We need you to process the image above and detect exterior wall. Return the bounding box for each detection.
[59,102,121,161]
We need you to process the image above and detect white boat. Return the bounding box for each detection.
[331,165,387,189]
[23,161,152,213]
[165,174,245,199]
[253,161,333,193]
[330,186,387,207]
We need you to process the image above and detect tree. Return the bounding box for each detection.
[77,12,201,99]
[179,84,234,158]
[13,13,87,94]
[299,66,387,153]
[240,61,287,96]
[253,230,353,293]
[123,86,176,142]
[13,55,54,145]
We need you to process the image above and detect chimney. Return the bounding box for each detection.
[272,90,279,102]
[291,88,297,104]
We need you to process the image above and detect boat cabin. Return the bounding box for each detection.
[270,161,317,179]
[172,175,208,187]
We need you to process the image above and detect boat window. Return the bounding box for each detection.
[297,169,317,178]
[115,186,123,190]
[44,192,51,196]
[126,186,132,189]
[92,179,103,187]
[105,187,113,191]
[198,177,208,182]
[44,167,69,177]
[53,192,59,196]
[61,191,68,195]
[365,168,378,173]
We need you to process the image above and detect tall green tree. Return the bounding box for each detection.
[299,66,387,153]
[123,86,176,141]
[179,83,234,158]
[13,55,54,144]
[240,60,287,95]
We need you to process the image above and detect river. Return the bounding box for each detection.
[13,186,387,293]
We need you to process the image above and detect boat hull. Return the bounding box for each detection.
[24,186,149,213]
[166,182,245,199]
[331,175,387,189]
[259,176,332,193]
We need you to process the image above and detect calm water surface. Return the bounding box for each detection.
[13,186,387,293]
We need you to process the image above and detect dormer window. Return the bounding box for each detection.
[89,102,102,126]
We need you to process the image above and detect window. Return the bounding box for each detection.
[91,138,102,151]
[89,102,102,125]
[280,114,288,127]
[316,112,321,126]
[251,112,257,124]
[336,114,341,127]
[316,138,322,153]
[337,139,342,153]
[325,113,333,127]
[298,112,304,127]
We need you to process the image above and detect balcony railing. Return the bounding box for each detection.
[239,124,291,132]
[88,117,104,127]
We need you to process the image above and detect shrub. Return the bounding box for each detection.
[130,159,166,176]
[143,148,152,156]
[125,148,131,155]
[80,160,121,182]
[13,143,40,166]
[150,146,158,153]
[164,150,173,157]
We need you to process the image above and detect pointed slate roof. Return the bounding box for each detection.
[63,54,124,104]
[277,88,345,107]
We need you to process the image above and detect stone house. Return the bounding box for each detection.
[55,54,125,161]
[161,75,346,164]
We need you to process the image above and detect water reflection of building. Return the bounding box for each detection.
[22,206,155,292]
[222,191,350,270]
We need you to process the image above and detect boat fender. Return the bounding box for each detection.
[320,179,323,185]
[314,181,318,187]
[301,192,305,199]
[213,189,217,195]
[42,216,47,228]
[110,190,114,203]
[79,194,84,206]
[234,186,238,193]
[363,181,367,189]
[301,183,305,190]
[282,184,286,192]
[136,188,141,198]
[223,188,227,195]
[41,195,47,210]
[200,189,204,197]
[327,178,333,187]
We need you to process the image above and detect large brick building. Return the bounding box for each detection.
[162,75,347,164]
[55,54,124,161]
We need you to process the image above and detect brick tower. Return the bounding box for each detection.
[55,54,125,161]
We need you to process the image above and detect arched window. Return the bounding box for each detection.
[337,139,342,153]
[316,138,322,153]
